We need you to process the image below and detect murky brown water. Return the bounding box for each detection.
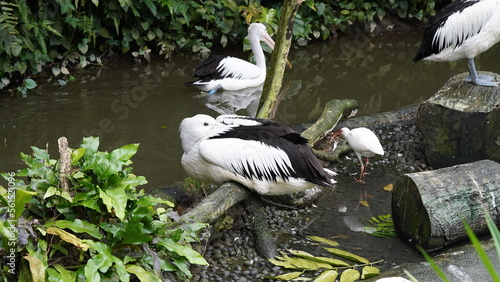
[2,30,499,269]
[3,31,499,188]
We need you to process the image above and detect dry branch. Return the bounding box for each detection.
[58,136,71,192]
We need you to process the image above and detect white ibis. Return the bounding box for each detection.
[179,114,335,195]
[185,23,275,94]
[332,127,384,183]
[413,0,500,87]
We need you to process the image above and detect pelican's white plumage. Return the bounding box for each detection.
[185,23,275,94]
[179,114,335,195]
[413,0,500,86]
[334,127,384,183]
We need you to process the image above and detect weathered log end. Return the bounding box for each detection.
[417,72,500,168]
[392,159,500,251]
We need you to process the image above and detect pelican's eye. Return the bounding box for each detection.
[203,122,209,126]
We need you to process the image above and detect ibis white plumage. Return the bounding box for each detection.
[185,23,275,94]
[413,0,500,86]
[179,114,335,195]
[333,127,384,183]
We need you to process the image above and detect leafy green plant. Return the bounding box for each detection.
[0,137,208,281]
[364,214,396,238]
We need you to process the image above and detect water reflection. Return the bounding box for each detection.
[199,86,263,117]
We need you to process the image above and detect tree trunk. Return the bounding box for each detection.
[392,159,500,251]
[257,0,304,119]
[417,72,500,168]
[301,99,359,146]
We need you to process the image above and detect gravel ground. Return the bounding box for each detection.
[190,119,429,282]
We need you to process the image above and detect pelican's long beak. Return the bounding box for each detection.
[262,34,275,51]
[262,34,292,68]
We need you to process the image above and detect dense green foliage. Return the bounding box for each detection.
[0,137,207,281]
[0,0,448,94]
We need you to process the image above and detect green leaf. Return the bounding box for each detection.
[110,143,139,162]
[315,2,325,16]
[147,30,156,40]
[99,187,128,220]
[270,254,332,271]
[307,236,339,247]
[23,253,46,282]
[484,212,500,264]
[44,186,59,199]
[270,271,303,280]
[105,187,128,220]
[339,268,360,282]
[125,265,161,282]
[53,264,76,282]
[361,265,380,279]
[158,238,208,265]
[131,28,140,40]
[81,137,100,159]
[268,258,295,269]
[416,245,449,282]
[51,219,102,239]
[24,79,37,90]
[288,249,349,267]
[78,42,88,54]
[142,0,157,16]
[15,189,37,219]
[464,219,500,281]
[314,270,338,282]
[323,248,369,264]
[84,241,129,280]
[71,147,86,164]
[119,210,153,244]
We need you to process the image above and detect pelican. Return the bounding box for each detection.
[413,0,500,86]
[185,23,275,94]
[332,127,384,183]
[179,114,335,195]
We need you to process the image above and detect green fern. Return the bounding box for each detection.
[41,20,63,38]
[0,1,22,57]
[0,2,19,34]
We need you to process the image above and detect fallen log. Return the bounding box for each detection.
[392,159,500,251]
[179,182,251,225]
[417,72,500,168]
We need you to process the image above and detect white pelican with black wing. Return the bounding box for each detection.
[413,0,500,86]
[179,114,335,195]
[185,23,275,94]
